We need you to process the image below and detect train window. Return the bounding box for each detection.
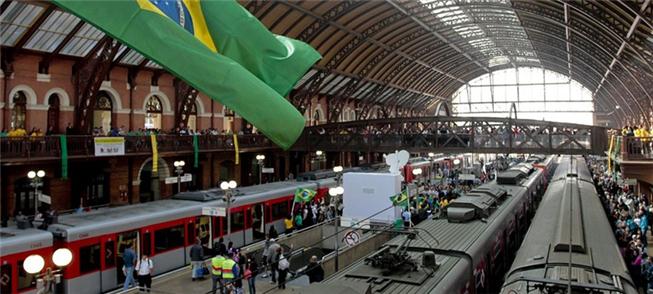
[154,225,185,253]
[1,264,12,293]
[271,202,289,220]
[213,217,222,237]
[17,260,36,290]
[80,243,102,274]
[143,232,152,256]
[231,211,244,232]
[105,240,115,267]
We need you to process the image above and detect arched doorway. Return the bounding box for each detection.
[187,102,198,131]
[138,158,170,203]
[11,91,27,130]
[93,91,113,134]
[14,177,50,216]
[144,95,163,130]
[313,109,321,126]
[47,94,60,134]
[218,160,235,183]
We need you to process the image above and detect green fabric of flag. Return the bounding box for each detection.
[294,188,317,203]
[193,135,199,168]
[52,0,319,150]
[389,190,409,208]
[59,135,68,179]
[200,1,320,96]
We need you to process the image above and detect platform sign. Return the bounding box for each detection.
[343,230,360,246]
[38,194,51,204]
[165,174,192,184]
[202,207,226,217]
[262,167,274,174]
[459,174,476,181]
[94,137,125,156]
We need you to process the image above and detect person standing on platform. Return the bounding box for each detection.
[210,252,226,294]
[294,212,303,230]
[190,238,204,281]
[214,237,227,256]
[285,215,294,233]
[267,239,281,284]
[305,255,324,283]
[136,254,153,292]
[245,256,258,294]
[277,251,289,290]
[268,225,278,239]
[402,208,412,228]
[221,255,239,293]
[122,243,137,291]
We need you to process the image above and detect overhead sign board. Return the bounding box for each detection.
[165,173,192,184]
[459,174,476,181]
[94,137,125,156]
[38,194,51,204]
[202,207,226,217]
[262,167,274,174]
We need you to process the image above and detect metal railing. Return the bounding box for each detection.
[0,134,276,161]
[618,136,653,161]
[292,116,608,155]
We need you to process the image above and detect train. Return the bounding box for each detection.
[500,155,636,294]
[0,176,339,294]
[305,155,556,294]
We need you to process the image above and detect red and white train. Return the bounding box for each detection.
[1,177,336,294]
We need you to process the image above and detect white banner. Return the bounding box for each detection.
[202,207,226,217]
[165,174,192,184]
[94,137,125,156]
[262,167,274,174]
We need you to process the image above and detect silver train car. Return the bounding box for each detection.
[500,155,636,294]
[47,178,335,294]
[307,156,554,294]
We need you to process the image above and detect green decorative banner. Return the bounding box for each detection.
[59,135,68,179]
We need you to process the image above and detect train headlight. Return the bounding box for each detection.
[53,248,73,267]
[23,254,45,274]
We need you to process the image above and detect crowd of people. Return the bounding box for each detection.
[589,157,653,291]
[283,198,342,234]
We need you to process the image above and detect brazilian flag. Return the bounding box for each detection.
[389,190,409,208]
[52,0,321,149]
[294,188,317,203]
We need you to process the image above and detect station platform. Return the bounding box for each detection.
[121,265,310,294]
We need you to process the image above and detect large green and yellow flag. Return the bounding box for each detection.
[52,0,321,149]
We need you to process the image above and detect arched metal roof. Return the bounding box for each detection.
[247,0,652,123]
[2,0,651,123]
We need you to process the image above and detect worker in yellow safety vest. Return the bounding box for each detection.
[210,254,225,294]
[221,256,240,291]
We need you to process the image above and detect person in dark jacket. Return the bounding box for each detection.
[245,256,258,294]
[190,238,204,281]
[268,225,278,239]
[213,237,227,256]
[304,255,324,283]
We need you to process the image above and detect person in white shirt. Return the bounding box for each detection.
[136,255,154,292]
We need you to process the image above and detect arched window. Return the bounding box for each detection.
[11,91,27,130]
[144,95,163,130]
[451,67,594,125]
[47,94,60,134]
[313,109,320,125]
[93,91,113,134]
[187,102,198,131]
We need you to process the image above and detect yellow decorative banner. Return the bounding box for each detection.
[151,134,158,175]
[233,134,239,165]
[607,134,614,174]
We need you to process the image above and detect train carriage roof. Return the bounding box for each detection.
[0,227,53,256]
[49,180,323,242]
[320,181,528,293]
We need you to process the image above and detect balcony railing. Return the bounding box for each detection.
[618,136,653,161]
[0,134,275,161]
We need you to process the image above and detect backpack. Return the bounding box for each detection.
[278,256,290,270]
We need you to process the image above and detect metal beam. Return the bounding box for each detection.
[13,4,55,48]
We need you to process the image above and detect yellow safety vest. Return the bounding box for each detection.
[211,256,225,276]
[222,259,236,279]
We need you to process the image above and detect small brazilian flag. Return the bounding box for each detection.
[294,188,317,203]
[52,0,321,149]
[389,190,409,208]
